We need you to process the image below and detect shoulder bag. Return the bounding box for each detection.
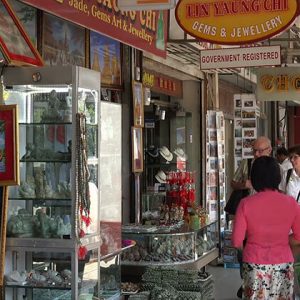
[224,159,252,215]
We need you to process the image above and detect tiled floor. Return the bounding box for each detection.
[207,264,242,300]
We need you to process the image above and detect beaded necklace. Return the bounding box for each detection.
[75,113,91,257]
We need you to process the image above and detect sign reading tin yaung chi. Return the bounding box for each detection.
[20,0,168,58]
[175,0,299,45]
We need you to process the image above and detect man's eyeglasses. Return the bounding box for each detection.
[252,147,270,154]
[289,154,300,161]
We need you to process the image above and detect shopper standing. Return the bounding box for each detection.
[229,136,272,298]
[231,136,272,193]
[279,145,300,299]
[232,156,300,300]
[279,145,300,202]
[276,146,293,172]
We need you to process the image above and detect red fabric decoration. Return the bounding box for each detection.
[47,126,55,142]
[56,125,65,144]
[79,229,85,238]
[81,215,91,227]
[78,245,88,260]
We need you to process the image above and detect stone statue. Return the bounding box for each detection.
[7,209,34,237]
[33,209,51,238]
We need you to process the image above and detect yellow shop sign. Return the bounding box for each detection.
[256,67,300,102]
[175,0,299,45]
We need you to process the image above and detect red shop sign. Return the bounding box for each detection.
[20,0,168,58]
[143,69,183,97]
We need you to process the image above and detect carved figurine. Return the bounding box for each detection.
[54,216,71,238]
[33,209,51,238]
[41,89,63,122]
[34,167,46,198]
[63,95,72,122]
[7,209,34,237]
[21,143,35,160]
[19,179,36,198]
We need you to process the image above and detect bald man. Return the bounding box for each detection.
[231,136,272,193]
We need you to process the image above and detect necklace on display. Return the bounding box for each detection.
[75,113,91,258]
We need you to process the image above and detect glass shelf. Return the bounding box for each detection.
[20,159,71,163]
[20,122,72,126]
[122,220,217,235]
[5,283,72,290]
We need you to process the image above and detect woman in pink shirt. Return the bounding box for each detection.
[232,156,300,299]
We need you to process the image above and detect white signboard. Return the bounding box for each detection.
[256,67,300,102]
[200,46,281,70]
[117,0,176,10]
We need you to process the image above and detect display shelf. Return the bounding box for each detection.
[3,65,102,300]
[193,248,219,269]
[121,249,218,268]
[121,221,218,267]
[19,122,72,125]
[5,284,72,290]
[121,257,196,267]
[20,159,71,163]
[8,199,71,204]
[122,220,216,235]
[6,236,101,249]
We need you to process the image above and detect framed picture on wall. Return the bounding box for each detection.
[242,128,257,138]
[132,127,143,173]
[0,0,43,66]
[0,104,19,186]
[90,31,122,88]
[42,12,86,66]
[10,0,37,46]
[132,81,144,127]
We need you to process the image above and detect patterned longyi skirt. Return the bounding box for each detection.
[242,262,294,300]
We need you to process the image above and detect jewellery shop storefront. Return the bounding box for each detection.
[0,1,168,300]
[121,57,219,299]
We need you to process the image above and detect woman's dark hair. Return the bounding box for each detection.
[251,156,281,192]
[288,145,300,156]
[276,147,288,156]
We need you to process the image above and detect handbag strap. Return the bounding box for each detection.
[247,158,252,179]
[286,168,293,186]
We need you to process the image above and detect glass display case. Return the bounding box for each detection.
[2,65,102,300]
[5,247,100,300]
[121,221,218,268]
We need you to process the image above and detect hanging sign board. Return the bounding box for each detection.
[117,0,176,11]
[256,67,300,102]
[200,45,281,70]
[142,68,183,98]
[20,0,168,58]
[175,0,299,45]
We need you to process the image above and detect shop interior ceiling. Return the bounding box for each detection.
[167,13,300,95]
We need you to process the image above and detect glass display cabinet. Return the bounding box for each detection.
[122,221,218,268]
[2,65,102,300]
